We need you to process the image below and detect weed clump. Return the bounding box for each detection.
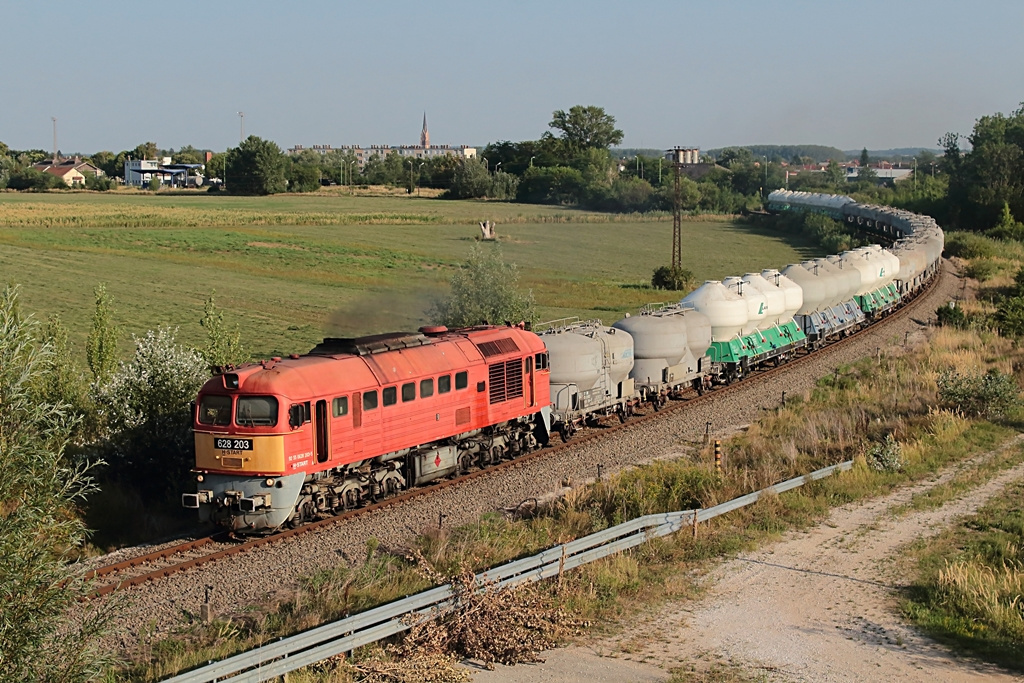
[866,434,905,472]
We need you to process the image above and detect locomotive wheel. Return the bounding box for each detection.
[490,445,504,464]
[458,452,474,474]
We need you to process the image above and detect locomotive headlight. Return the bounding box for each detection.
[265,478,275,487]
[196,474,204,482]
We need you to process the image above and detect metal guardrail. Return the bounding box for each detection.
[165,459,853,682]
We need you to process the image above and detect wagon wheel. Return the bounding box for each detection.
[558,423,576,442]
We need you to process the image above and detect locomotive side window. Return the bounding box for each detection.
[402,382,415,402]
[526,357,533,373]
[382,387,397,406]
[535,353,548,370]
[455,371,468,390]
[363,391,378,410]
[199,395,231,426]
[237,396,279,427]
[420,378,434,398]
[332,396,348,417]
[438,374,451,394]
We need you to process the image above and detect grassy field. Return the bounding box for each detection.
[0,191,819,359]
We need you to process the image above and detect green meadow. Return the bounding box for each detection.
[0,191,820,359]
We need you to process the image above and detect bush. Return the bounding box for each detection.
[651,265,695,292]
[84,173,114,191]
[936,302,968,329]
[995,296,1024,337]
[965,259,999,281]
[430,244,536,328]
[936,369,1021,420]
[95,327,209,496]
[944,232,1000,259]
[867,434,905,472]
[6,167,61,191]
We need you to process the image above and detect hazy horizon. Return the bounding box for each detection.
[2,1,1021,155]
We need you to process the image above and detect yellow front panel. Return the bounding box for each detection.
[195,433,286,474]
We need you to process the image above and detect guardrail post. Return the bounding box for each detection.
[704,421,712,445]
[692,510,699,537]
[781,390,786,407]
[558,545,567,590]
[714,440,722,473]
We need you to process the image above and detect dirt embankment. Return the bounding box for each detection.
[473,438,1024,683]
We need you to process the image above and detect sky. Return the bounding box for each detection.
[2,1,1022,155]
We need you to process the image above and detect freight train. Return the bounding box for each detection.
[183,190,944,533]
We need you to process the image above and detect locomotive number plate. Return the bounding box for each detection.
[215,437,253,451]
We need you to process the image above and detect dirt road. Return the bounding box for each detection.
[474,438,1024,682]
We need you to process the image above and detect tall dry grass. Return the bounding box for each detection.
[938,553,1024,643]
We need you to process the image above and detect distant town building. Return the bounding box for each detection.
[286,114,476,168]
[124,157,205,187]
[32,157,102,187]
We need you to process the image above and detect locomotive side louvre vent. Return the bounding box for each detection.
[477,337,520,358]
[488,359,524,405]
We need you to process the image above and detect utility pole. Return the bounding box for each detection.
[237,111,245,142]
[51,117,57,164]
[668,148,684,270]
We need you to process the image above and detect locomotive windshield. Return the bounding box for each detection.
[198,395,231,426]
[236,396,279,427]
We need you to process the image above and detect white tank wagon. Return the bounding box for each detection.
[612,303,713,402]
[722,276,768,335]
[539,319,637,440]
[761,268,803,325]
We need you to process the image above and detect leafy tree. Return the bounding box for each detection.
[172,145,204,165]
[825,159,846,186]
[859,147,871,168]
[431,244,536,328]
[225,135,287,195]
[516,165,586,205]
[131,141,159,160]
[84,173,114,191]
[95,327,208,496]
[199,292,245,367]
[148,174,161,191]
[87,150,116,176]
[985,201,1024,241]
[447,158,492,199]
[0,151,11,188]
[86,284,119,386]
[489,170,520,201]
[206,152,226,180]
[548,105,623,153]
[287,160,322,192]
[0,285,112,681]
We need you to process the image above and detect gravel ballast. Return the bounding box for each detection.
[100,262,960,652]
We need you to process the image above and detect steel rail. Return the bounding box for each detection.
[87,264,945,599]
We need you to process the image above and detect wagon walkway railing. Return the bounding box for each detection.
[165,459,853,682]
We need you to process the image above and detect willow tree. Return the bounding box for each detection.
[0,285,113,681]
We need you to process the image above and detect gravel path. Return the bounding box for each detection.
[102,262,961,653]
[472,437,1024,683]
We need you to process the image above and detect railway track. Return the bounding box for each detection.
[85,265,945,599]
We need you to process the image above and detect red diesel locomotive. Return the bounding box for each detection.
[183,325,552,533]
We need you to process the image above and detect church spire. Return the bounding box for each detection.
[421,112,429,149]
